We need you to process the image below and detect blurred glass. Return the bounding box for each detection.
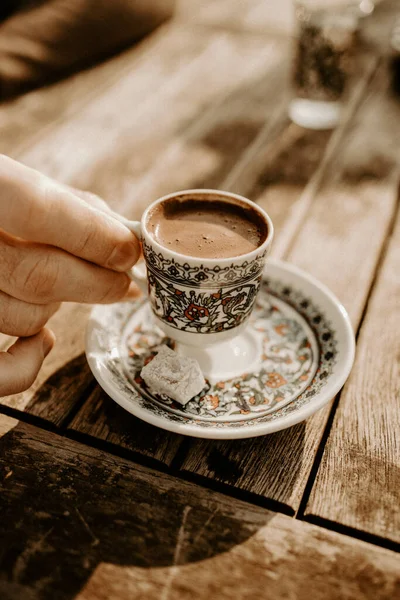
[289,1,359,129]
[352,0,375,17]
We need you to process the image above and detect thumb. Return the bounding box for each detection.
[0,328,55,397]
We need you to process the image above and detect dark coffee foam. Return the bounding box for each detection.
[146,197,268,259]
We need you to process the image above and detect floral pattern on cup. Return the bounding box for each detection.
[148,275,261,334]
[143,241,267,334]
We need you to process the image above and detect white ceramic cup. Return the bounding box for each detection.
[125,189,274,351]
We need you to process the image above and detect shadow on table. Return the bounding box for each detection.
[0,419,278,600]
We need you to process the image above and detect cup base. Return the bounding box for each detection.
[289,98,341,130]
[176,328,262,384]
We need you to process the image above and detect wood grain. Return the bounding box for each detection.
[224,51,378,258]
[68,386,183,466]
[17,30,279,200]
[180,61,400,512]
[0,413,19,438]
[0,22,193,158]
[284,64,400,324]
[77,518,400,600]
[0,416,399,600]
[305,184,400,544]
[94,36,291,218]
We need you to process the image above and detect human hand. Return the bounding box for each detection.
[0,155,141,396]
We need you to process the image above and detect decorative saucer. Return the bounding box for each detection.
[85,260,355,439]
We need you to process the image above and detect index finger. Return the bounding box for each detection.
[0,155,141,271]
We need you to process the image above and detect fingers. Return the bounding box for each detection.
[0,230,131,304]
[70,187,143,242]
[0,328,55,397]
[66,187,113,213]
[0,155,141,271]
[0,289,60,337]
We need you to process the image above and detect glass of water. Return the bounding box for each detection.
[289,1,358,129]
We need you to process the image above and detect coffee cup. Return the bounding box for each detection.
[125,189,273,354]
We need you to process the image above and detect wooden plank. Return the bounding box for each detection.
[177,0,253,27]
[179,60,400,512]
[0,415,399,600]
[106,37,290,216]
[77,522,400,600]
[178,0,397,41]
[281,78,400,326]
[68,386,183,467]
[232,121,332,238]
[66,46,289,459]
[239,0,293,34]
[305,189,400,544]
[177,0,398,47]
[0,24,197,157]
[16,31,278,195]
[0,413,19,437]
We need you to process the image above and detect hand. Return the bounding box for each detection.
[0,155,141,396]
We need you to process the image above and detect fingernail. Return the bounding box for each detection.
[107,241,140,271]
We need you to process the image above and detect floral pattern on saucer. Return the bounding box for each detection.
[103,275,339,426]
[124,290,320,421]
[86,260,355,439]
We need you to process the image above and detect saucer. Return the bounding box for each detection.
[85,260,355,439]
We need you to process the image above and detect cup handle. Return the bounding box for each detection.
[127,261,148,295]
[120,218,148,295]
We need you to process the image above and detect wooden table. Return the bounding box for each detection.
[1,1,399,598]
